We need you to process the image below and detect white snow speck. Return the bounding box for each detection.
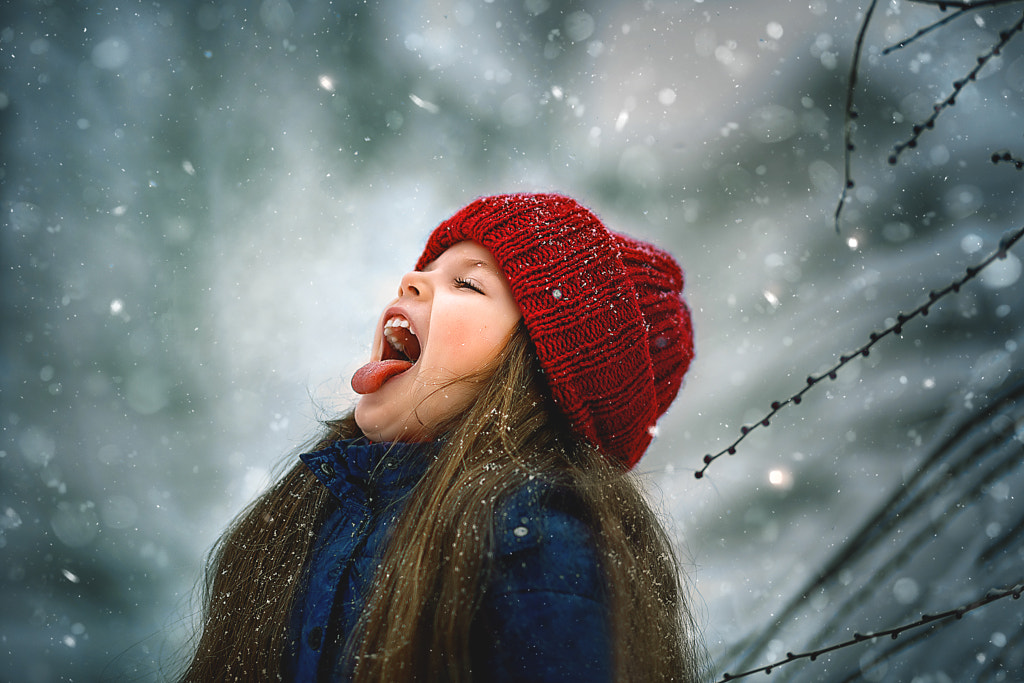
[409,94,439,114]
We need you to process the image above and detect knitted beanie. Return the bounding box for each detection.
[416,193,694,469]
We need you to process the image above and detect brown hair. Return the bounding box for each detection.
[179,324,706,681]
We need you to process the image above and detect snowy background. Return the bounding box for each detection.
[2,1,1023,681]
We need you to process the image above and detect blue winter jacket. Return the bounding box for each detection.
[284,438,612,681]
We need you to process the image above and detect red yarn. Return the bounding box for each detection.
[416,193,694,469]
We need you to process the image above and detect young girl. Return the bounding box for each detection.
[180,193,705,682]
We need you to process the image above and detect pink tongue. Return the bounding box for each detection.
[351,359,414,394]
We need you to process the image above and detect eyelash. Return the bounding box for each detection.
[454,277,484,294]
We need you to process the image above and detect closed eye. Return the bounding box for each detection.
[454,276,484,294]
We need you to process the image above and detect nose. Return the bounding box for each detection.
[398,269,429,298]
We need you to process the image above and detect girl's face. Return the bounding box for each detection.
[353,241,522,443]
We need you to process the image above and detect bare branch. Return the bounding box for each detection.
[695,224,1024,480]
[882,8,970,54]
[887,10,1024,166]
[834,0,880,233]
[715,583,1023,682]
[908,0,1022,9]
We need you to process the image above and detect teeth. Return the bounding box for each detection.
[383,316,417,360]
[384,316,414,332]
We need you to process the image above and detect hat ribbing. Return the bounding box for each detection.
[416,193,694,469]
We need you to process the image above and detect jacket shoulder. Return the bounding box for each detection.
[490,480,605,600]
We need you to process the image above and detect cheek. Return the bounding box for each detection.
[436,320,509,368]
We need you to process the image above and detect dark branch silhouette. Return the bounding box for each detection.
[834,1,1024,231]
[883,0,1024,56]
[911,0,1022,8]
[886,10,1024,166]
[715,583,1023,682]
[834,0,879,233]
[882,8,972,54]
[695,223,1024,479]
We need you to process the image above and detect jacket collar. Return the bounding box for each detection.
[300,438,434,503]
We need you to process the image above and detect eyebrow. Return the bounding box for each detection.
[457,258,502,277]
[421,254,505,281]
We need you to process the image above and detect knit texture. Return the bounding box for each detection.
[416,193,694,469]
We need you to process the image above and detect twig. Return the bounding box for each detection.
[882,8,971,54]
[907,0,1023,9]
[694,224,1024,479]
[834,1,1024,230]
[715,583,1023,682]
[887,10,1024,166]
[834,0,880,233]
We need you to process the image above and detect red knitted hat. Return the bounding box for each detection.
[416,193,694,469]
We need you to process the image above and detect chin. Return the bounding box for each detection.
[354,409,386,443]
[353,403,380,441]
[354,406,422,444]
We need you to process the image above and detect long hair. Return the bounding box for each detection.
[176,417,358,682]
[180,323,706,681]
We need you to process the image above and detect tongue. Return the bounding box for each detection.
[351,359,414,394]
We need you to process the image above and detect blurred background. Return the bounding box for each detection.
[2,0,1022,680]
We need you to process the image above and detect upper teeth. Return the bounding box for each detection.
[384,316,414,333]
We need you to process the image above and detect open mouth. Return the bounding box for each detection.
[350,315,422,396]
[383,316,422,363]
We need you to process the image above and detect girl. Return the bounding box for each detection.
[180,193,705,682]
